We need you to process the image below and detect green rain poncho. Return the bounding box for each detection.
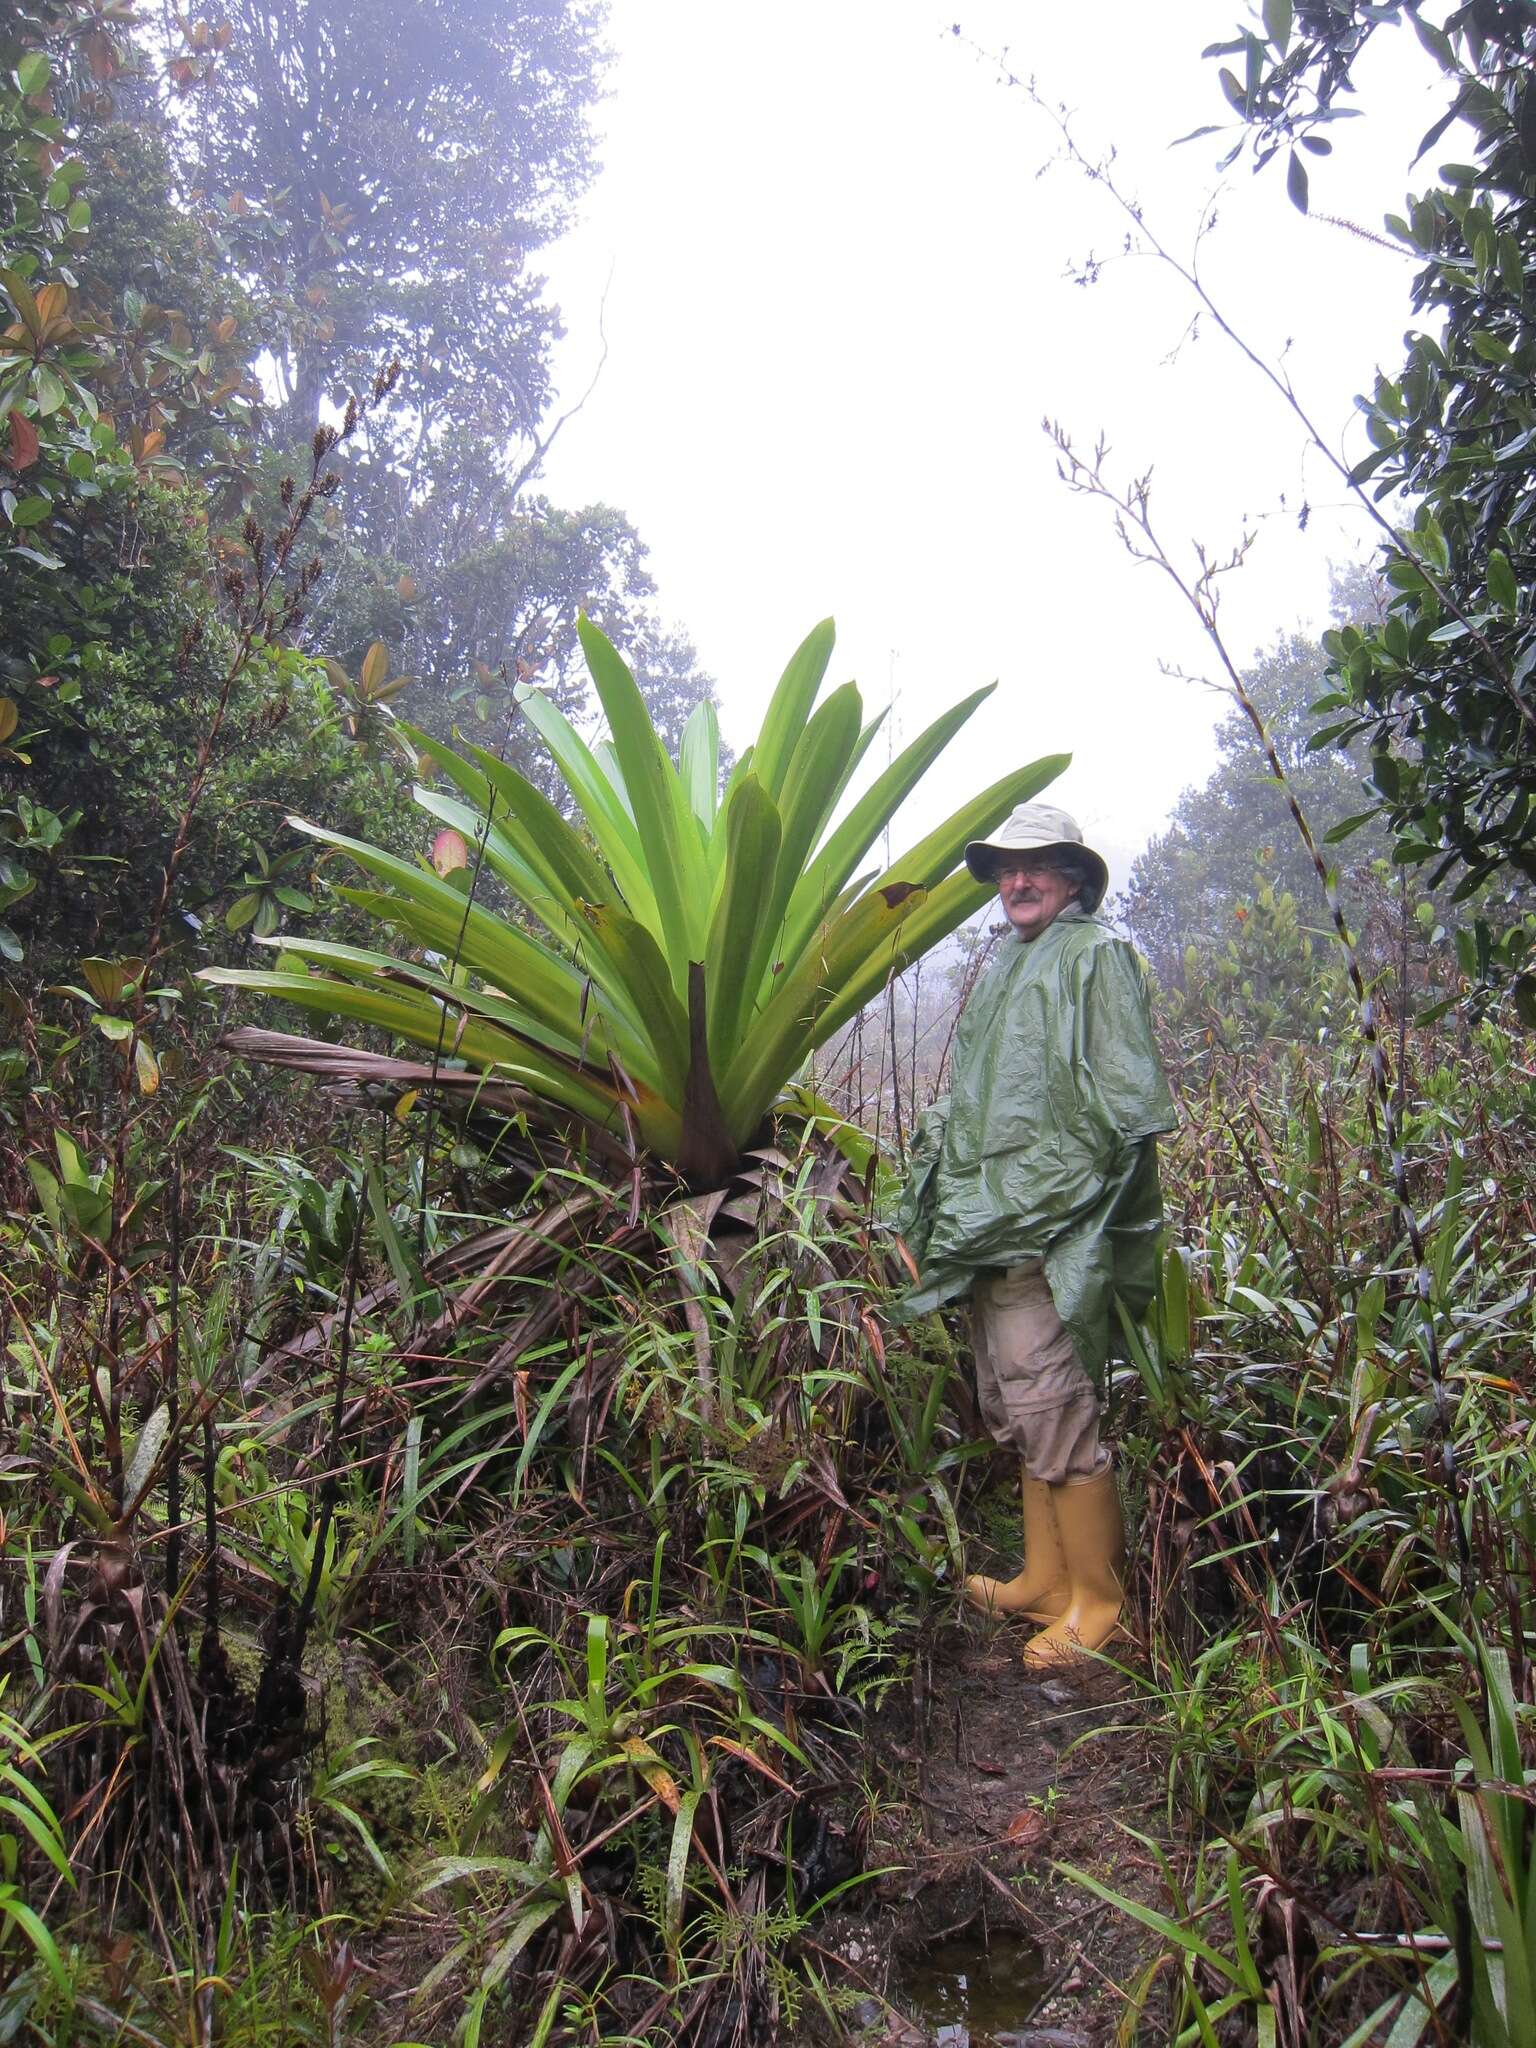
[893,911,1176,1386]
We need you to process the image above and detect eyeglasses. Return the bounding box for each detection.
[992,858,1068,882]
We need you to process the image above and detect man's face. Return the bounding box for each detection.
[994,855,1079,941]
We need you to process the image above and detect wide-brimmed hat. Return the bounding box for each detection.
[964,801,1109,912]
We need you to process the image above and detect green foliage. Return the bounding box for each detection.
[1200,5,1536,976]
[4,489,417,970]
[0,14,416,978]
[2,1098,970,2042]
[190,0,607,455]
[170,0,698,792]
[349,493,724,802]
[0,2,710,986]
[1078,968,1536,2042]
[0,6,990,2042]
[1160,855,1333,1048]
[0,1692,72,1996]
[207,616,1068,1179]
[12,7,1536,2043]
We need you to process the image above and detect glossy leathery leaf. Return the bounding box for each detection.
[863,751,1073,897]
[717,880,929,1131]
[572,900,691,1098]
[811,868,997,1048]
[779,686,994,967]
[459,740,620,921]
[410,785,578,947]
[206,967,647,1133]
[250,932,652,1084]
[285,813,578,993]
[328,887,596,1053]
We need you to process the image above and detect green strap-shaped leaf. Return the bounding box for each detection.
[404,722,490,804]
[751,618,835,802]
[572,901,691,1098]
[778,686,999,967]
[823,705,888,820]
[407,725,633,950]
[741,681,864,1023]
[249,934,667,1094]
[1,1896,69,1995]
[675,988,739,1194]
[1455,1790,1521,2016]
[863,751,1072,897]
[578,615,708,988]
[214,638,1077,1184]
[718,880,928,1137]
[808,868,879,933]
[701,773,782,1073]
[332,884,658,1080]
[593,738,633,819]
[286,810,594,1007]
[408,730,559,917]
[515,685,660,927]
[197,967,665,1137]
[329,886,590,1047]
[458,742,619,915]
[679,698,721,832]
[410,787,578,947]
[709,743,756,875]
[776,1081,878,1180]
[666,1788,703,1942]
[411,787,654,1049]
[809,868,995,1049]
[285,810,544,940]
[292,839,584,1008]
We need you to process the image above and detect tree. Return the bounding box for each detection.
[186,0,606,461]
[0,0,714,977]
[0,8,414,980]
[1200,2,1536,990]
[1161,859,1335,1049]
[170,0,716,804]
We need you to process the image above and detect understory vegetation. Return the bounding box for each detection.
[4,1086,970,2043]
[1104,953,1536,2047]
[7,1,1536,2045]
[11,798,1536,2048]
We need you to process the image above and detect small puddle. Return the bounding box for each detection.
[896,1931,1048,2045]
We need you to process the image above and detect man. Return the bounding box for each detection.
[895,802,1175,1667]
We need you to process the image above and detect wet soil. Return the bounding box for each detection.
[815,1614,1182,2047]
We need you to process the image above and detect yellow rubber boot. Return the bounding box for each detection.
[1020,1470,1124,1668]
[964,1472,1068,1621]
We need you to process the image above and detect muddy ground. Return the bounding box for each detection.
[809,1609,1184,2048]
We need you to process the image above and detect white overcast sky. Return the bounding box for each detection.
[537,1,1449,893]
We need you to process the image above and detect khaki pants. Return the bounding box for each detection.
[972,1263,1108,1485]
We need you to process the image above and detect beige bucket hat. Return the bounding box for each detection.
[964,801,1110,912]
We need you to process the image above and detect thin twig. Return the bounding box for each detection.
[1046,428,1471,1575]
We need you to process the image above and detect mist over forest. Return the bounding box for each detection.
[3,4,1536,2045]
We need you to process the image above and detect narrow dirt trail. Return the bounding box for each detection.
[845,1617,1177,2046]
